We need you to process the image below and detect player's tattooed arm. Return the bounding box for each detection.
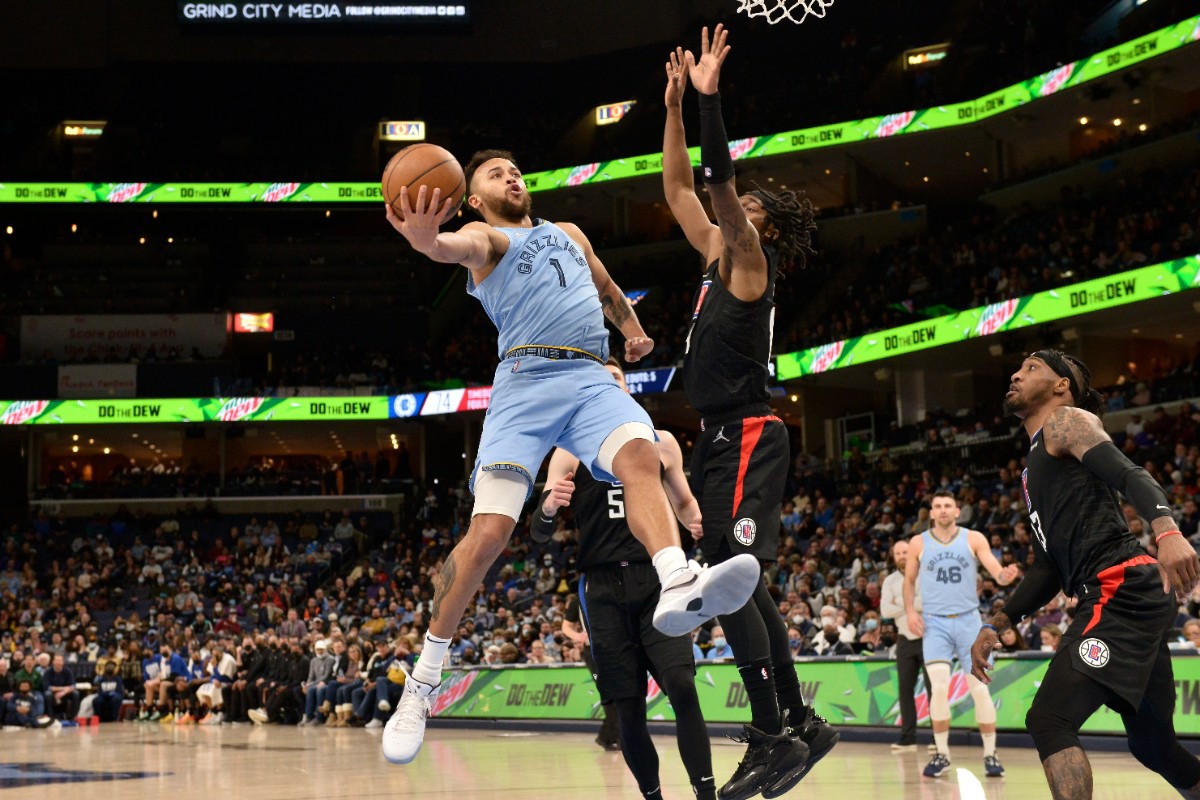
[430,552,458,625]
[1042,405,1111,461]
[599,288,635,329]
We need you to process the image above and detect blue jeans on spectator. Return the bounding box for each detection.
[303,684,325,721]
[94,691,124,722]
[335,680,362,708]
[357,677,404,721]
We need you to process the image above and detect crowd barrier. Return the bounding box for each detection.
[432,653,1200,735]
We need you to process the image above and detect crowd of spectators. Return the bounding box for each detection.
[4,387,1199,727]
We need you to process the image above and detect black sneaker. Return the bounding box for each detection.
[718,724,807,800]
[762,707,840,798]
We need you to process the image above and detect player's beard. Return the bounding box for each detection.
[482,191,531,224]
[1003,382,1049,418]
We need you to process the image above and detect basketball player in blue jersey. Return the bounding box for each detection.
[533,358,719,800]
[663,26,833,800]
[379,151,761,766]
[903,490,1018,779]
[971,351,1200,800]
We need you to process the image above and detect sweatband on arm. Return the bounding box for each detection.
[530,490,557,544]
[697,92,734,185]
[999,558,1061,623]
[1080,442,1174,523]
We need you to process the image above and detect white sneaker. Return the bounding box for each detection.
[377,699,391,713]
[248,709,268,725]
[381,677,439,764]
[651,554,760,636]
[365,718,383,730]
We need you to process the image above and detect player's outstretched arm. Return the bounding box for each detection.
[663,47,720,264]
[1045,405,1199,595]
[385,188,497,270]
[656,430,703,541]
[902,535,924,638]
[969,529,1019,585]
[559,221,654,363]
[685,25,768,283]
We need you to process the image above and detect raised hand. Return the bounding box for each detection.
[664,47,689,108]
[684,24,730,95]
[384,185,455,255]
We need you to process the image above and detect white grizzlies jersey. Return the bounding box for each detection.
[919,527,978,615]
[468,220,609,360]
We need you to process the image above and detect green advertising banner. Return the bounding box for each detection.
[0,396,393,425]
[1,16,1197,203]
[434,655,1200,735]
[776,254,1200,380]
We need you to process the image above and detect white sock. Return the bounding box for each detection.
[934,729,950,758]
[981,732,996,758]
[411,633,450,686]
[652,546,689,587]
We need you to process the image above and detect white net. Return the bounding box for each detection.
[736,0,834,25]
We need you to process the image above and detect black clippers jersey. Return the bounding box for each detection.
[1022,429,1144,594]
[682,253,777,416]
[573,462,649,569]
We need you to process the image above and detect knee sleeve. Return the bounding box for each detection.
[659,666,698,707]
[471,469,530,521]
[966,674,996,725]
[926,662,951,721]
[1026,701,1082,762]
[597,422,655,477]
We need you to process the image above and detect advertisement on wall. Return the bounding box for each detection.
[20,313,231,362]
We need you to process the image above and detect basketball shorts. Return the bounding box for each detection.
[1054,556,1175,713]
[689,405,788,563]
[922,610,983,668]
[578,561,696,703]
[470,356,653,497]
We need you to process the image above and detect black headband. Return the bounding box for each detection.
[1031,349,1081,404]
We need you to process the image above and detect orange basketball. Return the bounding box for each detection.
[381,143,465,224]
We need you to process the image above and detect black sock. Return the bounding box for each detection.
[693,776,717,800]
[737,658,781,733]
[643,789,662,800]
[773,663,808,730]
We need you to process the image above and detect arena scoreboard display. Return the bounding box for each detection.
[177,1,470,24]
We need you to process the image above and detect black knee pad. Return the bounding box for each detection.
[659,666,697,706]
[1026,703,1081,762]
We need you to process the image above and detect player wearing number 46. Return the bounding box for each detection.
[379,150,762,767]
[971,351,1200,800]
[904,490,1018,779]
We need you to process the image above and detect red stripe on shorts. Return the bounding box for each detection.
[731,416,778,518]
[1081,554,1157,635]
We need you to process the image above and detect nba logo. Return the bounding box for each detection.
[692,281,712,320]
[734,517,757,546]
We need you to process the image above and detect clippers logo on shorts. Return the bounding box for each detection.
[734,517,757,546]
[1078,638,1110,668]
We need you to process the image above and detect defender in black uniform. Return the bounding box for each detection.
[663,25,836,800]
[532,360,718,800]
[562,593,620,751]
[972,350,1200,800]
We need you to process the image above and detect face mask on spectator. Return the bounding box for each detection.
[712,637,727,650]
[788,638,802,649]
[790,615,804,625]
[862,619,879,632]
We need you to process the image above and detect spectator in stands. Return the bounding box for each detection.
[93,660,125,723]
[300,639,335,725]
[5,679,43,728]
[43,653,78,721]
[996,627,1029,654]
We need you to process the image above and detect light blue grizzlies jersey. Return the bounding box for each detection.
[467,220,609,361]
[920,528,978,615]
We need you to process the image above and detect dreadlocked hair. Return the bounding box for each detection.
[749,184,817,270]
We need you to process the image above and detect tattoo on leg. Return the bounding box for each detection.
[431,552,458,624]
[1043,747,1093,800]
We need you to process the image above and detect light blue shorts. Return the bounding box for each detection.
[470,356,654,499]
[922,610,982,667]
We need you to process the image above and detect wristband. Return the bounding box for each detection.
[980,624,998,634]
[1156,529,1183,544]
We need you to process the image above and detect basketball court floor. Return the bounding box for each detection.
[0,723,1181,799]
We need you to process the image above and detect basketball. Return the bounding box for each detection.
[381,143,465,224]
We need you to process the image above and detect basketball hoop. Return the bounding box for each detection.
[736,0,834,25]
